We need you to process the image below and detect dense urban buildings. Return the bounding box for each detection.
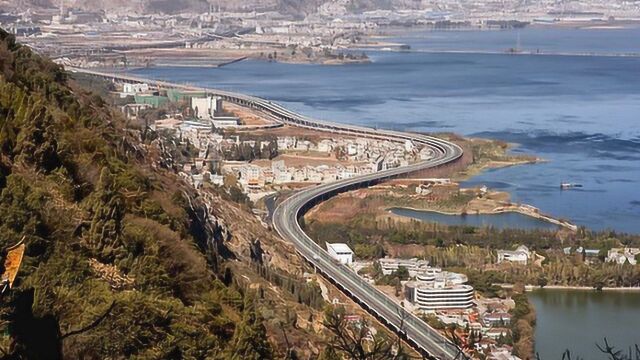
[3,0,640,69]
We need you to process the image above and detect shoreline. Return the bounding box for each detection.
[498,284,640,292]
[387,202,577,231]
[383,139,580,230]
[353,44,640,59]
[399,48,640,59]
[453,158,543,182]
[356,26,640,59]
[64,54,371,70]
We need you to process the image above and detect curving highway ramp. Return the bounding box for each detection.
[272,135,464,360]
[68,67,466,359]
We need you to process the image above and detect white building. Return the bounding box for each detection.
[120,103,151,119]
[606,248,640,265]
[239,164,263,189]
[191,96,222,119]
[294,140,311,151]
[488,349,522,360]
[415,267,468,286]
[308,168,323,183]
[339,168,356,179]
[271,160,292,184]
[405,268,475,312]
[321,168,338,182]
[419,147,434,160]
[497,245,531,265]
[326,243,354,265]
[292,169,307,182]
[405,281,474,312]
[277,137,295,150]
[378,258,430,277]
[121,83,150,97]
[273,169,292,184]
[210,174,224,186]
[346,143,358,156]
[318,139,334,153]
[211,116,240,128]
[404,140,414,152]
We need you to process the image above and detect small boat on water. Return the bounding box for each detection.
[560,182,583,190]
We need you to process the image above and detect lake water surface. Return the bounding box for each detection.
[131,27,640,233]
[529,289,640,359]
[129,27,640,356]
[389,208,560,230]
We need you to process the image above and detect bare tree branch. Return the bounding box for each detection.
[61,301,116,340]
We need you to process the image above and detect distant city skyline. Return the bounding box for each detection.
[1,0,639,19]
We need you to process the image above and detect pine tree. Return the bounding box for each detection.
[317,346,340,360]
[228,293,274,360]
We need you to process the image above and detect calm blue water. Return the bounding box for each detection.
[389,208,560,231]
[392,27,640,54]
[131,27,640,233]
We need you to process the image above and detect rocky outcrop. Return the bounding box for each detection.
[183,190,235,274]
[88,258,134,290]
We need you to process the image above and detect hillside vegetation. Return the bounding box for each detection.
[0,29,327,359]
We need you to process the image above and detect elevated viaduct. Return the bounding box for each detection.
[69,67,466,359]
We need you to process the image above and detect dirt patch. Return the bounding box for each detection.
[464,193,510,213]
[226,103,275,126]
[385,243,426,258]
[278,154,339,166]
[251,154,364,169]
[248,124,358,142]
[306,191,387,223]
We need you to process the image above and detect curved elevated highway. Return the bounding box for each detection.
[69,68,465,359]
[272,138,464,360]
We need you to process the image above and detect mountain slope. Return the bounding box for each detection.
[0,29,326,359]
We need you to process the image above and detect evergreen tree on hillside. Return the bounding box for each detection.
[317,346,340,360]
[229,292,273,359]
[85,167,125,261]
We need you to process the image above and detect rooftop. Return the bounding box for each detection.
[326,242,353,254]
